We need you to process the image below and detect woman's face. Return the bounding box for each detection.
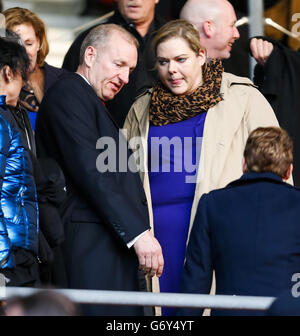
[12,23,40,73]
[156,37,206,95]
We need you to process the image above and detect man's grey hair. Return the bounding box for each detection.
[79,23,139,65]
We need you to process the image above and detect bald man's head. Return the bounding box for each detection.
[180,0,224,28]
[180,0,240,59]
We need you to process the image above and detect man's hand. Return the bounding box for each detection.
[133,230,164,278]
[250,38,274,66]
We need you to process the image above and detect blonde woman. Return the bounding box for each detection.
[124,19,280,315]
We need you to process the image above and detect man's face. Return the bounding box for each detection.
[209,2,240,59]
[117,0,159,25]
[87,32,138,101]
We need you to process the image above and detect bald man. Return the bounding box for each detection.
[180,0,240,59]
[180,0,273,66]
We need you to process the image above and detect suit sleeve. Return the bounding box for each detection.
[0,117,14,269]
[36,82,150,246]
[178,193,213,316]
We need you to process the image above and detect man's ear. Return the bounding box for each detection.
[202,19,214,38]
[84,46,97,68]
[283,163,293,181]
[242,157,248,173]
[2,66,13,84]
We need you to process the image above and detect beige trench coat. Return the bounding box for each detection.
[123,72,281,304]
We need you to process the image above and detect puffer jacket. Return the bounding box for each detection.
[0,96,38,269]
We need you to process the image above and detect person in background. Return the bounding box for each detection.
[180,0,300,188]
[3,9,68,287]
[179,127,300,316]
[3,7,67,130]
[180,0,240,60]
[180,0,281,78]
[0,32,66,290]
[62,0,165,127]
[0,36,39,288]
[123,19,279,316]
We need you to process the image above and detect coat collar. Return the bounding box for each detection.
[73,73,120,129]
[130,72,258,188]
[110,9,164,43]
[132,72,255,120]
[228,171,285,188]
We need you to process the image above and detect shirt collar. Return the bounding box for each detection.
[75,72,106,107]
[75,72,91,86]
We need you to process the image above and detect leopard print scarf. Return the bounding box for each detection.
[149,59,224,126]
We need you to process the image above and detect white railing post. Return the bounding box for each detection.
[248,0,264,79]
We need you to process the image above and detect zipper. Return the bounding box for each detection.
[14,187,24,222]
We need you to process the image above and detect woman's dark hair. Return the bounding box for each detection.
[0,34,30,81]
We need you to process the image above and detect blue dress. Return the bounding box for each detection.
[148,112,207,315]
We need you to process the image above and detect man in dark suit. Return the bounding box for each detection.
[35,24,164,316]
[179,126,300,316]
[62,0,165,127]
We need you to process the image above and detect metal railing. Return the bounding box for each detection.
[2,287,276,312]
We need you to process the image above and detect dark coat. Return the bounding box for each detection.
[62,10,165,127]
[20,62,67,107]
[179,172,300,316]
[9,104,66,286]
[253,37,300,186]
[35,73,150,316]
[19,62,67,131]
[266,289,300,316]
[44,62,67,92]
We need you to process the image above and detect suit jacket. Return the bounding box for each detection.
[266,289,300,316]
[179,172,300,316]
[43,62,67,92]
[35,73,150,316]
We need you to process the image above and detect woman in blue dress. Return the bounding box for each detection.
[124,19,278,315]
